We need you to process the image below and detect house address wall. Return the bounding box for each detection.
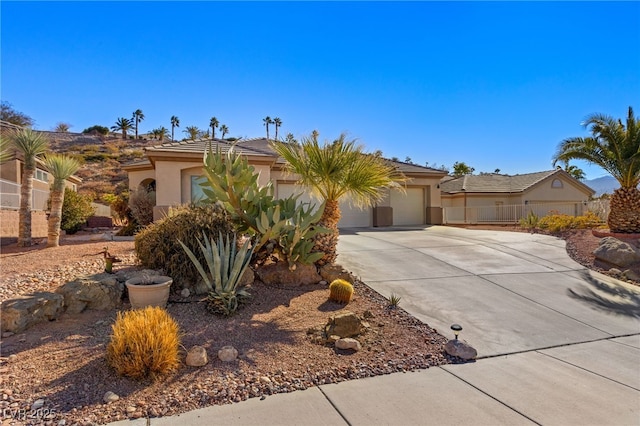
[0,210,48,244]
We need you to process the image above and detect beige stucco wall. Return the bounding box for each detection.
[128,169,156,191]
[0,160,20,182]
[524,176,591,202]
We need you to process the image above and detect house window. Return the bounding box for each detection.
[35,169,48,182]
[191,176,207,203]
[551,179,563,188]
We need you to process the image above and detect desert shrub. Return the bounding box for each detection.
[82,125,109,136]
[61,189,95,234]
[129,188,155,227]
[135,204,234,290]
[328,279,354,304]
[519,210,539,230]
[106,307,181,380]
[537,210,606,233]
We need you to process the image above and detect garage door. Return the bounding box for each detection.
[390,187,424,225]
[277,183,371,228]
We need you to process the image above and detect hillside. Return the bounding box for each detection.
[584,175,619,196]
[45,131,155,202]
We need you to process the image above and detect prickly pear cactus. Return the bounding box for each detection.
[329,279,354,304]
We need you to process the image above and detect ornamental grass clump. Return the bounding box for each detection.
[106,307,181,380]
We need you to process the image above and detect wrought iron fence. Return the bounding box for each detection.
[443,201,610,225]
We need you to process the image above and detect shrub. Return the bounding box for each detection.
[328,279,354,304]
[82,125,109,136]
[106,307,181,380]
[537,210,606,233]
[179,232,253,316]
[134,204,234,291]
[519,210,539,230]
[129,188,155,227]
[61,189,95,234]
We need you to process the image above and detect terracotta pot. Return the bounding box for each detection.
[125,276,172,309]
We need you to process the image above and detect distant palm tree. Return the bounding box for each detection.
[170,115,180,141]
[184,126,200,140]
[263,116,273,140]
[157,126,169,142]
[43,154,81,247]
[558,161,586,181]
[10,129,50,247]
[220,124,229,139]
[111,117,133,139]
[53,122,71,132]
[553,106,640,233]
[270,133,407,265]
[273,117,282,140]
[132,109,145,139]
[210,117,219,139]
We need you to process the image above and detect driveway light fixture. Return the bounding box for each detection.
[451,324,462,340]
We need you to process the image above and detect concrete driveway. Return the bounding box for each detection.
[337,226,640,357]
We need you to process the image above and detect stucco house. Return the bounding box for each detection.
[439,169,596,224]
[123,138,448,227]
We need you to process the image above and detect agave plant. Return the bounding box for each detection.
[179,232,253,316]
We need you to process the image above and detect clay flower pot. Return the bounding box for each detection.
[125,276,172,309]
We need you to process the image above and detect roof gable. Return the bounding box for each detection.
[440,170,594,195]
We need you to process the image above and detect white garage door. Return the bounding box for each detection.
[390,187,424,225]
[277,183,371,228]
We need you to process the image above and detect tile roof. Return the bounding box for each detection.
[137,138,446,176]
[439,170,593,194]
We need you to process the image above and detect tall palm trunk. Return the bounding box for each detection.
[314,199,341,265]
[608,187,640,233]
[18,164,35,247]
[47,181,66,247]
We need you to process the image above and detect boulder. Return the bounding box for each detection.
[186,345,209,367]
[218,345,238,362]
[444,339,477,360]
[55,273,124,314]
[593,237,640,268]
[255,262,321,286]
[319,264,354,284]
[324,311,363,338]
[1,292,64,333]
[239,268,255,288]
[335,338,362,351]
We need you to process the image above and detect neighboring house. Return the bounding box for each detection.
[439,169,596,224]
[123,138,448,227]
[0,151,81,211]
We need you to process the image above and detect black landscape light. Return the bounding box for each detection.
[451,324,462,340]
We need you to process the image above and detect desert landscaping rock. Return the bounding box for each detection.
[180,288,191,298]
[103,391,119,403]
[0,292,64,333]
[218,345,239,362]
[324,311,363,338]
[55,273,124,314]
[319,264,354,284]
[255,262,321,286]
[593,237,640,268]
[336,338,362,351]
[186,345,209,367]
[444,339,478,360]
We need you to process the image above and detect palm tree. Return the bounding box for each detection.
[210,117,219,139]
[557,161,586,181]
[553,106,640,233]
[157,126,169,142]
[273,117,282,140]
[285,133,296,144]
[111,117,133,139]
[263,116,273,140]
[53,122,71,132]
[270,133,407,265]
[452,161,475,177]
[0,135,12,163]
[220,124,229,139]
[170,115,180,141]
[10,129,49,247]
[43,154,81,247]
[184,126,200,140]
[132,109,145,139]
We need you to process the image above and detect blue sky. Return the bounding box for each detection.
[2,1,638,180]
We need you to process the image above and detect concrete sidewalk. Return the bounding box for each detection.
[111,226,640,425]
